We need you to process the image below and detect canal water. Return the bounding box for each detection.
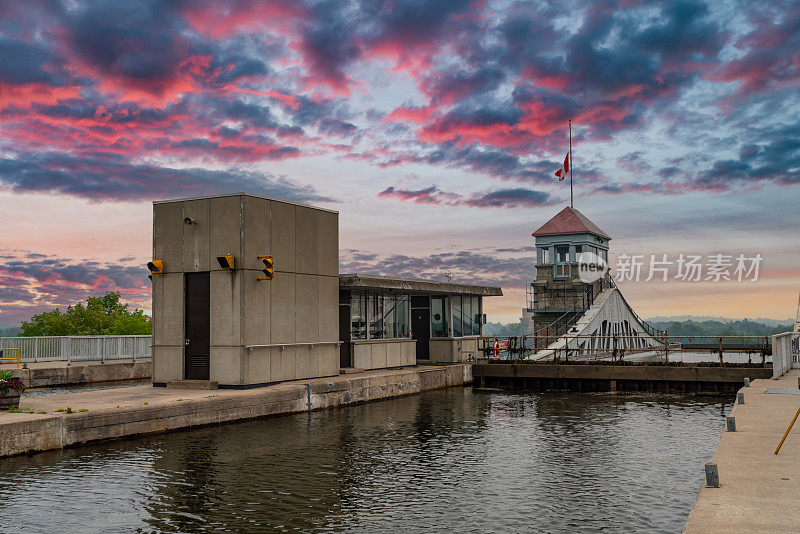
[0,388,730,533]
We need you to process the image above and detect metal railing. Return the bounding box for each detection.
[478,334,773,365]
[772,332,800,378]
[0,347,20,369]
[0,336,151,363]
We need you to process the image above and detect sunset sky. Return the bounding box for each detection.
[0,0,798,325]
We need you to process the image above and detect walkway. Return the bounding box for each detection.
[684,369,800,533]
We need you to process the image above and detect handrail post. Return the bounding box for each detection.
[612,335,618,362]
[718,336,724,366]
[33,337,39,363]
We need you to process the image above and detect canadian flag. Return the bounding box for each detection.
[555,153,569,180]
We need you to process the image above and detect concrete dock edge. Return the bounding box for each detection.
[0,364,471,458]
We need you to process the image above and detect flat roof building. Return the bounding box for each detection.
[150,193,502,388]
[339,274,501,370]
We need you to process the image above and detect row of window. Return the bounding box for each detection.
[348,292,481,340]
[350,293,410,340]
[431,295,481,337]
[538,244,608,265]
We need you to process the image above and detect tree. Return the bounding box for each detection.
[19,292,151,336]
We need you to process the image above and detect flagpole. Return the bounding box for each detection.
[569,119,573,208]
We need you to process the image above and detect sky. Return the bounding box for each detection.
[0,0,798,325]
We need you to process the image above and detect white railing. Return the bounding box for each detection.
[771,332,799,379]
[0,335,151,363]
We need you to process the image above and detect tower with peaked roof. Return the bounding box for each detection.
[523,206,612,348]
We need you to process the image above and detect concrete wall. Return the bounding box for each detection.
[13,361,151,388]
[429,337,480,363]
[351,339,415,370]
[151,194,339,386]
[0,364,472,457]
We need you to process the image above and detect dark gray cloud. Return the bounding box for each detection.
[0,151,331,203]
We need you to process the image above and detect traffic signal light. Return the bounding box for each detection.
[147,260,164,274]
[217,253,235,270]
[147,259,163,281]
[257,255,274,280]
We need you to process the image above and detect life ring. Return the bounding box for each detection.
[492,340,500,357]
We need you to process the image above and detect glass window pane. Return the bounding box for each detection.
[462,296,472,336]
[452,296,462,337]
[538,247,550,265]
[472,296,480,335]
[431,296,448,337]
[384,294,396,338]
[395,295,410,338]
[368,293,383,339]
[350,292,366,340]
[556,246,569,263]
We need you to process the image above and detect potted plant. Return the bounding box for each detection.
[0,370,25,410]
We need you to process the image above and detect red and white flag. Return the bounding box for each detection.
[555,153,569,181]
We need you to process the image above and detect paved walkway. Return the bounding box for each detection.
[684,369,800,533]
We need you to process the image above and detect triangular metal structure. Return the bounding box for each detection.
[794,291,800,332]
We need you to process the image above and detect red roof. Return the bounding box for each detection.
[532,206,611,239]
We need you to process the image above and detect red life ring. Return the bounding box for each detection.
[492,340,500,357]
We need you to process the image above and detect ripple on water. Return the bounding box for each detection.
[0,388,730,533]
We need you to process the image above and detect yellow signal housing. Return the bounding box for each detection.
[147,260,164,274]
[217,253,235,270]
[257,255,274,280]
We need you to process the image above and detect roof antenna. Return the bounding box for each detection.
[569,119,573,209]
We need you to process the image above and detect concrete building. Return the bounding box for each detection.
[151,193,340,387]
[339,274,502,369]
[522,206,612,348]
[151,193,501,388]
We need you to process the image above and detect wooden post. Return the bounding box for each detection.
[718,336,724,366]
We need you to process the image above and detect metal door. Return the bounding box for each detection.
[412,308,430,359]
[184,272,210,380]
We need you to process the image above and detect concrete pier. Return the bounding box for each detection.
[474,362,772,393]
[1,360,151,388]
[684,370,800,533]
[0,364,470,457]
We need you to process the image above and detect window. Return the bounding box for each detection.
[396,295,410,337]
[452,296,463,337]
[601,249,608,263]
[383,294,396,338]
[368,293,384,339]
[472,296,481,335]
[465,296,472,336]
[431,296,448,337]
[555,245,570,277]
[538,247,550,265]
[588,245,598,258]
[350,292,366,340]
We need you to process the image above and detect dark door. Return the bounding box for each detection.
[339,303,351,368]
[184,272,210,380]
[412,308,430,359]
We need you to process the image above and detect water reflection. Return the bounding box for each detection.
[0,388,730,533]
